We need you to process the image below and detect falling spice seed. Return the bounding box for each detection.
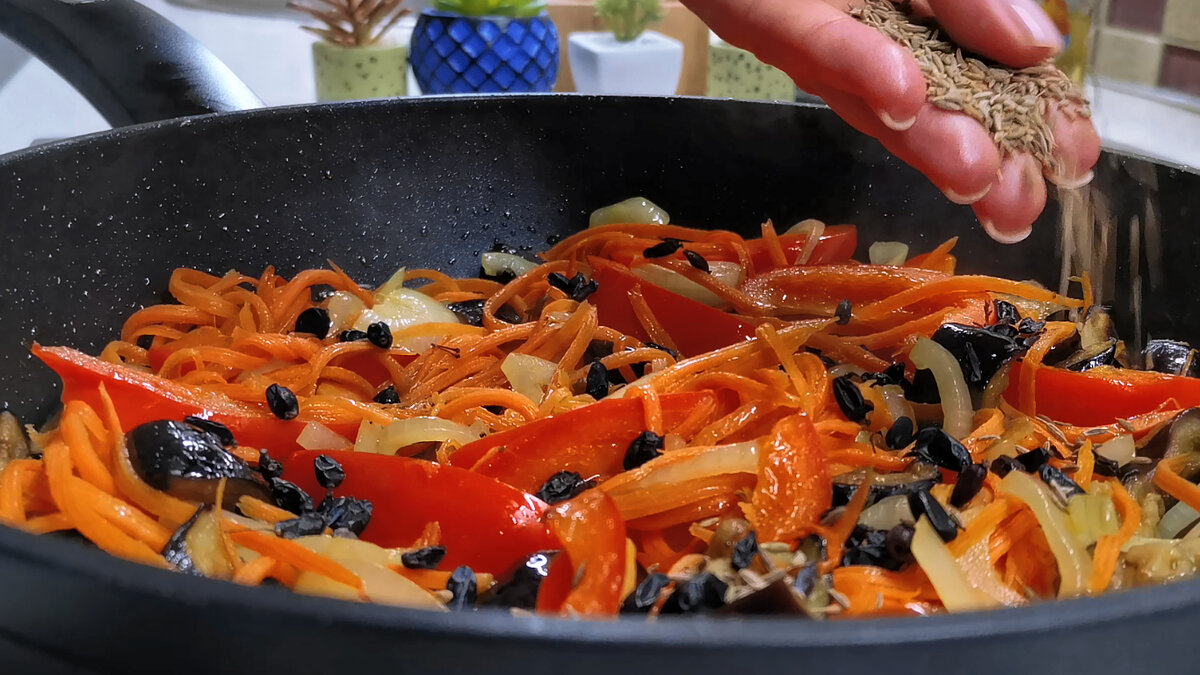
[850,0,1088,174]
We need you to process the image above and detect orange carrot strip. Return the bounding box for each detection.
[1153,455,1200,513]
[0,459,41,523]
[61,401,116,494]
[23,512,73,534]
[43,440,164,566]
[760,221,789,268]
[237,495,298,524]
[627,286,679,355]
[1088,479,1140,593]
[1076,439,1095,489]
[232,555,278,585]
[821,468,874,573]
[71,477,171,551]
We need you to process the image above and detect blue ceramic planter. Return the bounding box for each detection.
[410,9,559,94]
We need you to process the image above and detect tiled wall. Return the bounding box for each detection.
[1096,0,1200,97]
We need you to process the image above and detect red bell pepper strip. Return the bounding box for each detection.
[449,391,715,494]
[750,413,831,542]
[536,489,627,615]
[1005,363,1200,427]
[745,226,858,271]
[32,344,324,459]
[591,226,857,272]
[589,258,758,357]
[283,450,558,576]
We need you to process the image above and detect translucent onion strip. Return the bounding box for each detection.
[998,470,1093,598]
[868,241,910,266]
[481,252,537,278]
[910,337,972,438]
[911,516,996,612]
[501,353,558,403]
[631,262,743,309]
[879,385,916,426]
[1096,434,1136,466]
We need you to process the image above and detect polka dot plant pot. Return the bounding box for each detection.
[409,9,559,94]
[312,41,408,102]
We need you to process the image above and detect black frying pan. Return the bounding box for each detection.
[2,1,1200,672]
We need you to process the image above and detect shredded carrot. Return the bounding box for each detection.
[237,495,297,525]
[627,286,679,354]
[760,220,789,268]
[1076,439,1095,489]
[1089,479,1140,593]
[1153,455,1200,513]
[232,555,278,585]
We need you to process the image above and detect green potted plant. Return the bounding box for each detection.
[568,0,682,95]
[705,33,797,102]
[409,0,560,94]
[290,0,411,102]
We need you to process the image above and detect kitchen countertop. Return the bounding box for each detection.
[0,0,1197,170]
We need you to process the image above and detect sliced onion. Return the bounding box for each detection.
[501,353,558,403]
[998,470,1092,598]
[631,263,742,309]
[354,419,384,454]
[956,537,1026,606]
[980,363,1012,410]
[879,385,916,426]
[379,417,482,454]
[1096,434,1136,466]
[910,337,973,439]
[858,494,915,531]
[1158,499,1200,539]
[354,288,461,353]
[376,267,407,295]
[481,252,537,278]
[589,196,669,228]
[911,517,996,612]
[785,219,825,265]
[327,291,366,333]
[601,441,758,499]
[297,422,353,452]
[1067,492,1119,545]
[868,241,910,266]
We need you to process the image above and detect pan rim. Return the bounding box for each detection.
[1,94,1197,177]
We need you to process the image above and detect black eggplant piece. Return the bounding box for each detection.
[127,420,270,507]
[162,507,206,576]
[931,323,1032,390]
[488,551,558,610]
[1059,340,1119,372]
[720,577,811,616]
[1144,340,1200,377]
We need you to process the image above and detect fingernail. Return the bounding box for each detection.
[1047,169,1094,190]
[943,184,992,205]
[1009,0,1066,51]
[878,110,917,132]
[981,219,1032,244]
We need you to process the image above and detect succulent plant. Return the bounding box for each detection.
[595,0,662,43]
[431,0,548,18]
[288,0,410,47]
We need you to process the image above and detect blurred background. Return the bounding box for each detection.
[0,0,1196,165]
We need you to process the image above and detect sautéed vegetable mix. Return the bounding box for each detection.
[5,204,1200,618]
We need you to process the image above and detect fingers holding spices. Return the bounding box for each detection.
[1043,105,1101,189]
[971,152,1047,244]
[925,0,1064,69]
[821,89,1001,205]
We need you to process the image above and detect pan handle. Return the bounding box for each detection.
[0,0,262,127]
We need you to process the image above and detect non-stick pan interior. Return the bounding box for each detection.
[2,95,1197,423]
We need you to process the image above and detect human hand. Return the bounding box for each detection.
[683,0,1101,243]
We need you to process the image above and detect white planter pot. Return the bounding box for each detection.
[568,31,683,96]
